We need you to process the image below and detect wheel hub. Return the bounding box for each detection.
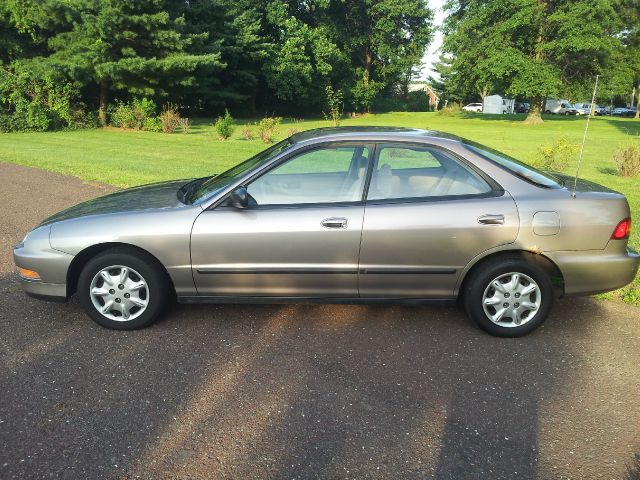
[89,265,149,321]
[481,272,541,328]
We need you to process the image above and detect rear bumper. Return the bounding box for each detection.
[546,246,640,296]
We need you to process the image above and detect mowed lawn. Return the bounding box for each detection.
[1,112,639,302]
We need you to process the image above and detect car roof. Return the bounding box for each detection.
[290,126,463,145]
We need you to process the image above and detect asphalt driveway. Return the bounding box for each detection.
[1,162,639,479]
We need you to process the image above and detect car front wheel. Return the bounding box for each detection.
[462,256,554,337]
[78,248,170,329]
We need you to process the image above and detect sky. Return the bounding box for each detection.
[419,0,447,81]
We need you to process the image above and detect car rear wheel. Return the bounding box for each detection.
[78,248,170,329]
[462,256,554,337]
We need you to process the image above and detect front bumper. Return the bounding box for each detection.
[20,279,68,302]
[546,245,640,296]
[13,225,73,302]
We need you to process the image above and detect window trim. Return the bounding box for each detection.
[365,142,503,204]
[212,141,376,210]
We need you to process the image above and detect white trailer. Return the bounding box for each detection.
[482,95,515,114]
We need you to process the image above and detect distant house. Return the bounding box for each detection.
[408,82,440,110]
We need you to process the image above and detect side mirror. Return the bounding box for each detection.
[228,186,249,209]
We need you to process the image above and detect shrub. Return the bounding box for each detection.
[286,127,300,137]
[177,117,190,134]
[132,98,156,129]
[536,136,579,171]
[323,85,343,126]
[256,116,281,143]
[241,124,254,140]
[160,103,180,133]
[436,102,462,116]
[214,109,235,139]
[110,102,136,129]
[405,91,431,112]
[613,144,640,177]
[143,117,162,132]
[109,98,157,130]
[0,64,78,131]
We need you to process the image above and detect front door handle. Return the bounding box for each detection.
[478,214,505,225]
[321,217,348,229]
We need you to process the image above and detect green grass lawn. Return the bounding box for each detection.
[1,112,639,303]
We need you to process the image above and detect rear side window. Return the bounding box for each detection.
[367,144,492,201]
[464,143,562,189]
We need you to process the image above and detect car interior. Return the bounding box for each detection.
[246,144,491,206]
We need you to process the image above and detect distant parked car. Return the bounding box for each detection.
[462,103,483,113]
[572,103,592,115]
[612,107,636,117]
[544,99,577,115]
[514,102,530,113]
[596,106,610,116]
[14,127,640,337]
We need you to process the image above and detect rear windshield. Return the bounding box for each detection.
[464,143,563,189]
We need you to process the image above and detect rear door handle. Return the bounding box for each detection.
[478,214,505,225]
[321,217,348,229]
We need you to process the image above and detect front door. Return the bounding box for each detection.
[358,143,519,298]
[191,143,372,297]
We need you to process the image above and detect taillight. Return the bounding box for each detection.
[611,218,632,240]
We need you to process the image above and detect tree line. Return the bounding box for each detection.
[1,0,637,132]
[433,0,639,122]
[0,0,433,130]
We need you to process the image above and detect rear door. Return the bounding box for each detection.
[358,143,519,298]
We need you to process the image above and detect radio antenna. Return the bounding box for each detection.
[572,74,599,198]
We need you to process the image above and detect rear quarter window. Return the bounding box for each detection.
[464,143,563,189]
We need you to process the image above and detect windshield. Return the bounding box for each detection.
[185,139,292,204]
[464,143,563,189]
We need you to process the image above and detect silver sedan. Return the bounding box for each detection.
[13,127,639,336]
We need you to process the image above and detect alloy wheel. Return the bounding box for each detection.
[481,272,542,328]
[89,265,149,321]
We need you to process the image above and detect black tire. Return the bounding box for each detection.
[462,255,554,337]
[77,247,170,330]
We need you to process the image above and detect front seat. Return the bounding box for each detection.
[372,163,393,199]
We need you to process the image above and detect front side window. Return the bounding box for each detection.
[247,145,370,206]
[186,139,292,204]
[367,144,492,201]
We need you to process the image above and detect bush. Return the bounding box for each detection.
[109,98,157,130]
[241,124,254,140]
[256,116,281,143]
[536,136,579,171]
[373,92,430,113]
[286,128,300,137]
[214,109,235,139]
[0,64,78,132]
[110,102,136,129]
[160,103,180,134]
[323,86,343,126]
[177,117,190,134]
[143,117,163,132]
[613,144,640,177]
[436,102,462,116]
[406,91,431,112]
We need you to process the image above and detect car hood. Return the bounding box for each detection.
[39,179,193,226]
